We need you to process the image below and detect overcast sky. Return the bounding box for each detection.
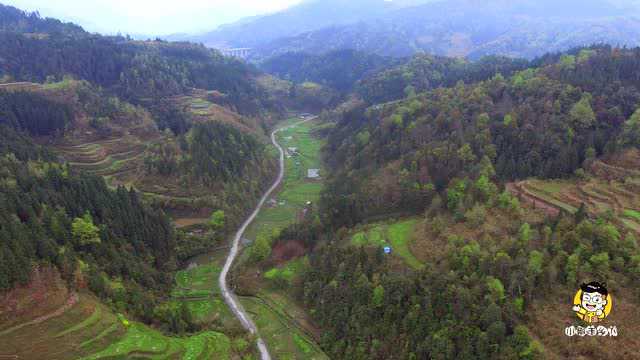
[3,0,305,36]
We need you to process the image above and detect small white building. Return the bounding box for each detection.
[307,169,320,179]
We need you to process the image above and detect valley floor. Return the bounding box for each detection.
[233,117,329,359]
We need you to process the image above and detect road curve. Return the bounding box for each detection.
[218,118,314,360]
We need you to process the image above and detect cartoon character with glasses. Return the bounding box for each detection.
[572,282,612,324]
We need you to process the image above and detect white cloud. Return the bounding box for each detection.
[4,0,304,35]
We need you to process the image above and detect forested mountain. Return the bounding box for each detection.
[0,5,281,117]
[262,45,640,359]
[0,4,84,35]
[357,54,530,104]
[249,0,640,60]
[0,3,282,335]
[180,0,434,49]
[0,90,73,135]
[322,46,640,226]
[0,125,175,322]
[4,1,640,359]
[259,50,399,93]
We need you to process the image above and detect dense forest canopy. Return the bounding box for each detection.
[321,46,640,227]
[357,54,530,104]
[0,4,85,35]
[0,3,283,331]
[145,121,267,185]
[0,131,176,321]
[0,4,281,117]
[0,91,73,135]
[260,50,399,93]
[2,2,640,359]
[296,193,639,359]
[263,45,640,360]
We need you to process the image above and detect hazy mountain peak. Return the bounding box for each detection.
[243,0,640,60]
[188,0,435,48]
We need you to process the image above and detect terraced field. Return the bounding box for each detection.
[170,89,261,134]
[0,293,233,360]
[509,150,640,234]
[54,127,162,189]
[83,322,231,360]
[239,295,327,360]
[169,259,238,328]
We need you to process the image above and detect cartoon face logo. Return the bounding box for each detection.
[572,282,612,324]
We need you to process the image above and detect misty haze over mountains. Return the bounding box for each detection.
[182,0,640,60]
[174,0,436,48]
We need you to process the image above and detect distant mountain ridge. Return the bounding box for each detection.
[194,0,640,60]
[183,0,435,48]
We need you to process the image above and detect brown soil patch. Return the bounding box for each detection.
[0,293,78,337]
[0,266,70,331]
[271,240,307,265]
[174,217,209,228]
[527,287,640,360]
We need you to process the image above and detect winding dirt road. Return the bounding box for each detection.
[218,118,314,360]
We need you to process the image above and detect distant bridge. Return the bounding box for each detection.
[219,48,251,59]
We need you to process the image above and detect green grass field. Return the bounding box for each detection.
[244,119,325,243]
[623,209,640,221]
[236,118,328,359]
[350,219,423,269]
[169,261,237,325]
[264,257,308,285]
[388,219,422,269]
[175,264,220,292]
[352,226,387,247]
[82,322,231,360]
[240,296,327,360]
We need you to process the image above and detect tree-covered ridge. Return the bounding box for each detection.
[0,124,55,161]
[299,204,639,359]
[145,121,267,185]
[0,2,290,133]
[0,79,273,327]
[0,4,85,36]
[0,148,176,321]
[0,31,279,116]
[267,47,640,360]
[260,50,399,93]
[0,90,73,136]
[321,47,640,227]
[357,54,530,104]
